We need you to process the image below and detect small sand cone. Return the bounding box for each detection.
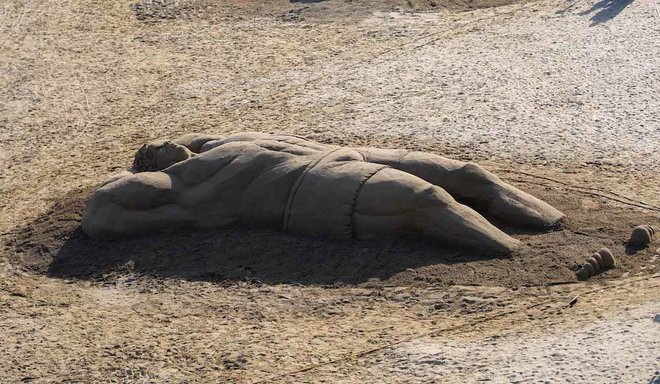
[587,255,602,273]
[628,225,659,247]
[597,247,615,268]
[576,247,615,281]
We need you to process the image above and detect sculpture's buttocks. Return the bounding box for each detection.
[283,148,388,239]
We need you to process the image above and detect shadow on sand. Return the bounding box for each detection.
[577,0,634,26]
[13,183,649,288]
[44,226,497,285]
[3,187,512,286]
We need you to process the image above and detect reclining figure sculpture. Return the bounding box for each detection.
[82,132,564,255]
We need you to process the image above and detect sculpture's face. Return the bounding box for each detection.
[132,140,192,172]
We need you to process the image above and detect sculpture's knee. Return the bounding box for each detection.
[413,184,454,209]
[439,162,502,207]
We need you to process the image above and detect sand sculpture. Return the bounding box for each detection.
[576,248,615,280]
[628,225,658,247]
[81,132,565,254]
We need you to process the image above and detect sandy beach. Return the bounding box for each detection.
[1,0,659,382]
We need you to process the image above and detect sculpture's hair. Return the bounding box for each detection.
[132,144,159,172]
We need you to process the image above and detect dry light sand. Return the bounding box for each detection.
[1,0,659,382]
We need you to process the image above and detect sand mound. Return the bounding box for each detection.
[3,181,657,288]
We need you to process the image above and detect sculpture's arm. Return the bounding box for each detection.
[172,133,285,154]
[81,172,194,238]
[185,132,333,154]
[172,133,225,153]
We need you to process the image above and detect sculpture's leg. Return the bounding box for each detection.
[359,149,564,229]
[438,161,564,228]
[354,168,520,255]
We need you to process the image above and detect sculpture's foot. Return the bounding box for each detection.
[419,194,522,256]
[486,183,565,229]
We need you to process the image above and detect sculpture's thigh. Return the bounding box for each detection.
[353,168,434,239]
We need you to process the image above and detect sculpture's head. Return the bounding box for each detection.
[132,140,193,172]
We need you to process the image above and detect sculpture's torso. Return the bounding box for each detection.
[165,136,400,238]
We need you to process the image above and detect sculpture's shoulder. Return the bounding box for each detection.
[165,141,302,186]
[99,170,135,187]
